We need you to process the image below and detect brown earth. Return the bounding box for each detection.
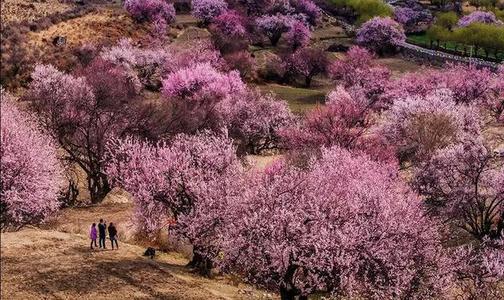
[1,203,277,300]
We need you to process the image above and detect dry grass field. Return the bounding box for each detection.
[1,0,74,24]
[1,202,276,300]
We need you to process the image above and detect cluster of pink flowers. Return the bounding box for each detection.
[329,46,391,104]
[105,131,241,234]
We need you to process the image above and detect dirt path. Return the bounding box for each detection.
[1,226,273,299]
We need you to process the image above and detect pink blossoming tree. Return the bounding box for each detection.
[124,0,176,28]
[291,0,320,26]
[162,62,293,153]
[285,20,311,50]
[219,147,452,299]
[281,86,395,163]
[356,17,406,54]
[458,11,501,28]
[412,137,504,240]
[191,0,228,24]
[393,6,433,33]
[329,46,391,105]
[255,13,293,46]
[105,132,241,273]
[283,47,329,87]
[1,90,63,230]
[25,62,148,203]
[381,90,481,164]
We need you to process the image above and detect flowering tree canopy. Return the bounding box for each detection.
[381,90,481,164]
[25,62,147,203]
[291,0,321,26]
[285,20,311,50]
[412,137,504,239]
[329,46,391,105]
[393,6,433,33]
[458,11,500,28]
[384,64,502,122]
[191,0,228,24]
[1,90,63,230]
[454,238,504,299]
[105,131,241,273]
[161,62,246,134]
[212,9,248,40]
[124,0,176,25]
[219,147,451,299]
[284,47,329,87]
[356,17,406,54]
[281,86,395,163]
[255,13,293,46]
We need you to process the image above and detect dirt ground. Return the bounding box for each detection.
[1,205,276,300]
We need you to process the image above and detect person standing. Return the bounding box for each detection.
[98,219,106,249]
[90,223,98,249]
[108,222,118,250]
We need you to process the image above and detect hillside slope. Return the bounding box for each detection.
[1,213,275,300]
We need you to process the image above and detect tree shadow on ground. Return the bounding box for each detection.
[12,251,202,300]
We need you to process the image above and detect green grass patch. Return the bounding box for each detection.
[407,33,503,61]
[258,84,326,114]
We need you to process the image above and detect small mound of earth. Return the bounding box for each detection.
[101,187,133,205]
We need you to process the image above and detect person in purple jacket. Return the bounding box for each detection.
[90,223,98,249]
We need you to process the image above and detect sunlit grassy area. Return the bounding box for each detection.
[258,84,327,114]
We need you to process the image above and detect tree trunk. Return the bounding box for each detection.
[60,178,79,207]
[279,265,304,300]
[304,76,312,88]
[280,286,297,300]
[187,246,213,277]
[88,173,110,204]
[271,34,282,46]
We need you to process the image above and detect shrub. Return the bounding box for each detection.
[435,11,459,30]
[331,0,393,23]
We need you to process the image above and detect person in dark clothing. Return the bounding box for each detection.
[108,222,118,250]
[98,219,107,249]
